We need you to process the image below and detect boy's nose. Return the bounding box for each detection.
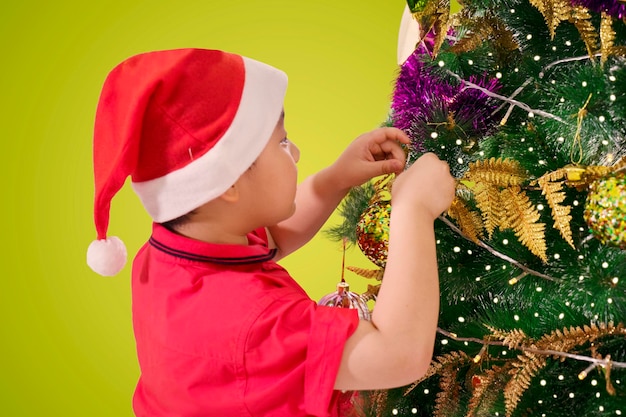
[290,142,300,163]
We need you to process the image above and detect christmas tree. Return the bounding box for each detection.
[327,0,626,416]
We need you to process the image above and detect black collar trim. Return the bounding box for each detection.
[149,236,277,265]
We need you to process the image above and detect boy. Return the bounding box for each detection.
[87,48,455,416]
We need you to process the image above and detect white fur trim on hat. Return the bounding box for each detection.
[131,57,287,223]
[397,5,421,65]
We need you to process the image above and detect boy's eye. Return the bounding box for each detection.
[280,137,289,144]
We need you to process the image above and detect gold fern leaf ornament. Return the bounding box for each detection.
[533,156,626,249]
[407,0,451,57]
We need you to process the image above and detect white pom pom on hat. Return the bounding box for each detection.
[87,237,127,276]
[87,48,287,276]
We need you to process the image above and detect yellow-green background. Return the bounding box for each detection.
[1,1,408,415]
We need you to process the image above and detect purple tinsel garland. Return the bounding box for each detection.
[571,0,626,18]
[391,38,501,151]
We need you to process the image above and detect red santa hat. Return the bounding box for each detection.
[87,48,287,276]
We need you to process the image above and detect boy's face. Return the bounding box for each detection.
[238,111,299,226]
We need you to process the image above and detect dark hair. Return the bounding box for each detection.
[160,210,196,232]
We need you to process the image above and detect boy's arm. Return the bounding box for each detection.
[334,153,456,390]
[267,127,409,260]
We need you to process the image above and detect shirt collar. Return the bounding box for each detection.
[149,223,277,265]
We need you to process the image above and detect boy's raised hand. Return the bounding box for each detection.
[391,152,456,220]
[329,127,411,190]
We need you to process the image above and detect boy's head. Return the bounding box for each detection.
[87,48,287,276]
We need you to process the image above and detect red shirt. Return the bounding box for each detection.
[131,224,359,416]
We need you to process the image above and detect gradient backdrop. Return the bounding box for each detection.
[1,1,410,415]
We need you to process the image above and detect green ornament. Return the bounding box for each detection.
[583,173,626,250]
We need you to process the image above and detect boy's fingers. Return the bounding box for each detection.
[367,127,410,145]
[371,139,407,166]
[380,127,410,144]
[375,159,404,176]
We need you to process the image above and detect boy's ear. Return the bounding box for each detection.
[218,183,240,203]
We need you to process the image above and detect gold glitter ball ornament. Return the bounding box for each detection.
[583,173,626,250]
[356,197,391,268]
